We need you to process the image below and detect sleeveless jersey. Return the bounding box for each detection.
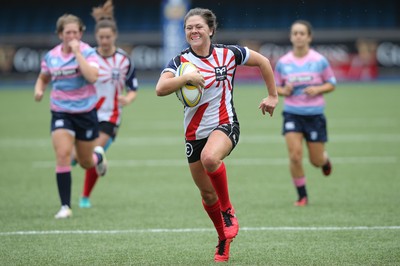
[95,48,138,125]
[162,44,249,141]
[274,49,337,115]
[40,42,99,113]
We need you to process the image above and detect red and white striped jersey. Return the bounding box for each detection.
[162,44,250,140]
[95,48,138,125]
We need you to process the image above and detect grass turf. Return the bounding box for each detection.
[0,82,399,265]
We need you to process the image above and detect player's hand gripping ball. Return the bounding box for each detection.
[175,62,203,107]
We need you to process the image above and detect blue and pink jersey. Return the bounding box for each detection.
[41,42,99,113]
[274,49,336,115]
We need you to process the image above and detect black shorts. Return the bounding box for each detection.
[282,112,327,142]
[51,109,99,141]
[99,121,119,140]
[185,122,240,163]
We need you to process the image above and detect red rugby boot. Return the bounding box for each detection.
[221,207,239,239]
[214,238,232,262]
[294,196,308,207]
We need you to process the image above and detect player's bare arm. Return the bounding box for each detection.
[156,71,204,96]
[69,40,99,84]
[277,83,294,96]
[245,50,278,116]
[118,90,137,106]
[34,73,51,102]
[304,82,335,96]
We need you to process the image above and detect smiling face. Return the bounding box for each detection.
[184,15,212,55]
[290,23,312,50]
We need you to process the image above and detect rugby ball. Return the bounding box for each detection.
[175,62,203,107]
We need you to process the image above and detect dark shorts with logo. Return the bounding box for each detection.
[51,109,99,141]
[282,112,327,142]
[185,122,240,163]
[99,121,119,140]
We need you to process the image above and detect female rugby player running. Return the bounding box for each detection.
[156,7,278,262]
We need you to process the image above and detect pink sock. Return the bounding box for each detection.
[292,176,306,187]
[92,153,99,165]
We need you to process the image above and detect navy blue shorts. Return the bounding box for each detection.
[282,112,327,142]
[99,121,119,140]
[185,122,240,163]
[51,109,99,141]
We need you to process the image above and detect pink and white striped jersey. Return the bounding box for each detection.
[95,48,138,126]
[162,44,250,141]
[274,49,337,115]
[40,42,99,113]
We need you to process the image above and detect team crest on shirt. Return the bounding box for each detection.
[111,68,120,80]
[214,66,227,81]
[50,58,58,66]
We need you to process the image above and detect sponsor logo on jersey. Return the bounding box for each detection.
[53,68,78,77]
[288,75,313,83]
[215,66,227,81]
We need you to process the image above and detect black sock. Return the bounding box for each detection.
[95,152,103,164]
[296,185,308,199]
[56,172,71,207]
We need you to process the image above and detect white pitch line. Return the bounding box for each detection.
[1,226,400,236]
[32,156,398,168]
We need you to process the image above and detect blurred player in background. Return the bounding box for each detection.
[34,14,107,219]
[274,20,336,207]
[156,8,278,262]
[78,0,138,208]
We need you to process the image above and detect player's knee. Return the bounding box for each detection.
[200,152,219,172]
[289,153,302,166]
[56,152,72,166]
[310,157,324,167]
[78,158,93,169]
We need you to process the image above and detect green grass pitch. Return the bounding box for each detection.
[0,82,399,265]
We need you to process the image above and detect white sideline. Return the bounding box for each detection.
[1,226,400,236]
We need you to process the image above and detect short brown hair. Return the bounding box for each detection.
[291,20,313,36]
[56,14,86,34]
[184,8,217,39]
